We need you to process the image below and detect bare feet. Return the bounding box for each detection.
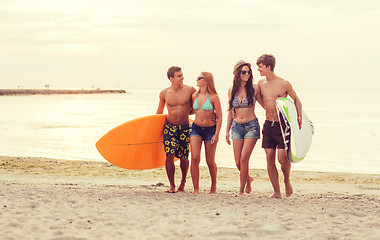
[245,176,253,194]
[210,184,216,194]
[270,192,282,199]
[235,191,245,197]
[285,181,293,197]
[192,189,199,194]
[165,186,176,193]
[176,184,185,192]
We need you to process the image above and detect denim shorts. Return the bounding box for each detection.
[190,123,216,143]
[231,118,260,140]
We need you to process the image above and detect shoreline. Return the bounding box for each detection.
[1,156,379,239]
[1,156,380,194]
[0,89,128,96]
[1,154,378,176]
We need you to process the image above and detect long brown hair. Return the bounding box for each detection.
[197,72,218,95]
[227,64,254,111]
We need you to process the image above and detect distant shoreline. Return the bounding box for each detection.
[0,89,128,96]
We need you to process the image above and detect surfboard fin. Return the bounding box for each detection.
[309,120,315,134]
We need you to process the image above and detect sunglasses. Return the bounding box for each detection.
[196,76,204,81]
[241,70,251,75]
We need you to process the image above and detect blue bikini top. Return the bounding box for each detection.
[193,94,213,111]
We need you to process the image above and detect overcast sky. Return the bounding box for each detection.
[1,0,379,91]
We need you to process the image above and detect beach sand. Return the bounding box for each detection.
[1,156,379,239]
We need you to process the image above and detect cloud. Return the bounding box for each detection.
[0,0,379,90]
[0,0,14,7]
[0,10,93,45]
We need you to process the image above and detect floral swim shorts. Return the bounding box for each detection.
[163,121,190,160]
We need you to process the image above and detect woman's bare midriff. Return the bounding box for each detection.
[193,110,215,127]
[233,107,257,124]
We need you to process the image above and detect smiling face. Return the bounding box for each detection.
[257,63,270,77]
[170,71,184,85]
[196,74,206,87]
[240,65,251,82]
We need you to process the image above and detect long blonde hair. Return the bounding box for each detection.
[198,72,218,95]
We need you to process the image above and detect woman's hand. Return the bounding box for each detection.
[225,132,231,145]
[211,135,219,144]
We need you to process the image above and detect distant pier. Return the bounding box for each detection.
[0,89,128,96]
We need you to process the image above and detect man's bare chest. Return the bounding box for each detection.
[261,85,287,99]
[165,93,191,107]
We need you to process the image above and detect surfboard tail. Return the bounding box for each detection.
[276,97,314,163]
[95,114,169,170]
[277,109,292,161]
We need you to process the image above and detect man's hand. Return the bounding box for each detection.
[211,111,217,124]
[297,116,302,129]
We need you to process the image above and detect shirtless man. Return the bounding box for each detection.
[256,54,302,199]
[156,66,196,193]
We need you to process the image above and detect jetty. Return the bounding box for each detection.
[0,89,127,96]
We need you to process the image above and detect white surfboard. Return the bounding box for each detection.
[276,97,314,163]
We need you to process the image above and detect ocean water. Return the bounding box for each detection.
[1,89,379,174]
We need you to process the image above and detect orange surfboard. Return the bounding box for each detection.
[96,114,172,170]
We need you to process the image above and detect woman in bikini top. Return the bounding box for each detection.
[193,94,214,111]
[190,72,223,194]
[232,93,255,107]
[225,60,263,196]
